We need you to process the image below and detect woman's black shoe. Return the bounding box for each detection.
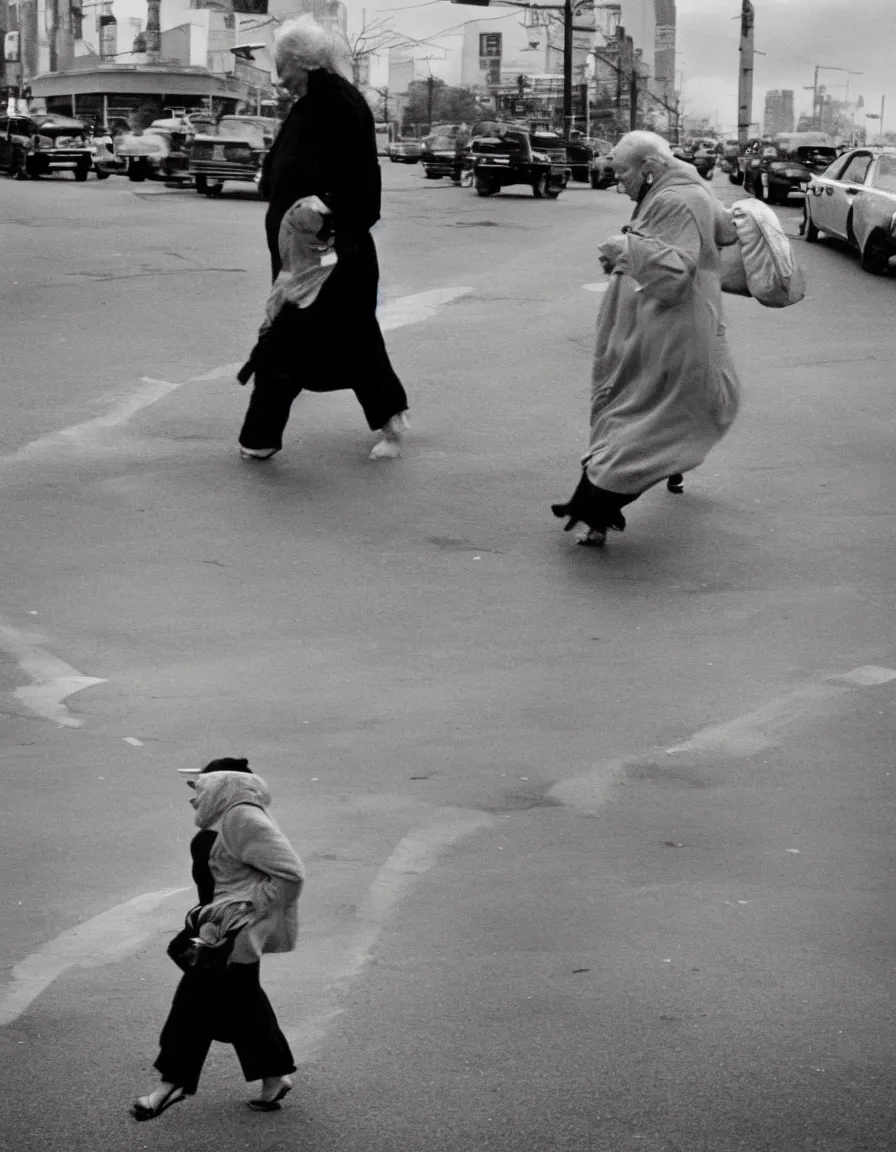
[131,1085,186,1121]
[667,474,684,493]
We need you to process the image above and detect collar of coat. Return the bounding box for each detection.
[633,159,711,219]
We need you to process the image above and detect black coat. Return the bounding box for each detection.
[261,68,382,277]
[238,67,406,413]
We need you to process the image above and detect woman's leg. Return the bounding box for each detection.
[239,369,303,453]
[150,972,215,1095]
[226,963,296,1085]
[552,471,639,545]
[352,320,410,432]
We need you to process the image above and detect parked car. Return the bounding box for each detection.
[386,139,424,164]
[720,139,741,178]
[421,131,467,181]
[589,145,617,189]
[805,147,896,274]
[0,112,94,180]
[114,120,192,183]
[91,128,125,178]
[565,135,598,182]
[471,126,570,198]
[189,115,278,196]
[740,133,837,204]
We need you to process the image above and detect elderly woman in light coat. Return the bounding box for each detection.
[552,130,742,546]
[132,766,304,1120]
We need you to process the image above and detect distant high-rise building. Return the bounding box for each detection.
[764,89,795,135]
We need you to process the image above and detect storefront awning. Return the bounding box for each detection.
[29,65,250,101]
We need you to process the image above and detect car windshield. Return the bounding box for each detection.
[428,136,455,150]
[873,155,896,193]
[216,118,276,146]
[473,133,525,154]
[795,147,835,165]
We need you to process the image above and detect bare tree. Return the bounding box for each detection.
[346,16,410,88]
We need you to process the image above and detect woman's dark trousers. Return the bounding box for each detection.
[239,234,408,448]
[154,962,295,1094]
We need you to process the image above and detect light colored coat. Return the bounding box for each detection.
[584,163,742,495]
[192,771,305,965]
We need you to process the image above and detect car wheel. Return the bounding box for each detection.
[532,173,548,198]
[195,175,208,194]
[207,182,224,198]
[805,213,819,243]
[74,163,89,182]
[545,187,561,199]
[95,168,111,180]
[424,170,440,179]
[127,159,146,182]
[590,172,600,189]
[860,231,892,276]
[14,153,30,180]
[474,176,495,197]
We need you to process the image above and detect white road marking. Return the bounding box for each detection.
[283,807,494,1061]
[123,736,144,746]
[552,665,896,814]
[0,619,106,728]
[377,285,471,330]
[0,888,188,1026]
[582,282,609,293]
[832,665,896,687]
[1,288,471,467]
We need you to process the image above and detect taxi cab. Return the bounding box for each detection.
[805,147,896,275]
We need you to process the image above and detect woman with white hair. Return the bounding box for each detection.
[237,15,409,462]
[552,130,742,546]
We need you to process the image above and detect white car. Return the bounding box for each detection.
[805,147,896,275]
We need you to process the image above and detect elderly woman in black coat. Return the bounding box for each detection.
[237,15,409,462]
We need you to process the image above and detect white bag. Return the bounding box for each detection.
[721,199,805,308]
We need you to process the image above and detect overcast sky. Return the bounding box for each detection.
[343,0,895,132]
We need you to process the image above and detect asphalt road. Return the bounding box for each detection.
[0,162,894,1152]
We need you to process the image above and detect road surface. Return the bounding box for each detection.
[0,162,894,1151]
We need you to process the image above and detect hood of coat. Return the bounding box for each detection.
[192,771,272,830]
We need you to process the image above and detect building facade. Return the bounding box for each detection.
[764,88,795,136]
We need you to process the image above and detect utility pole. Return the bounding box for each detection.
[737,0,754,147]
[629,60,637,131]
[562,0,572,135]
[427,72,434,131]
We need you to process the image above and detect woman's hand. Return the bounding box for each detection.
[598,234,627,274]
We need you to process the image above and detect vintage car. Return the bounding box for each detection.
[565,135,600,182]
[740,133,837,204]
[420,131,468,181]
[114,120,192,183]
[589,145,617,189]
[720,139,741,177]
[189,115,278,196]
[805,147,896,275]
[471,126,570,199]
[0,112,95,180]
[386,139,424,164]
